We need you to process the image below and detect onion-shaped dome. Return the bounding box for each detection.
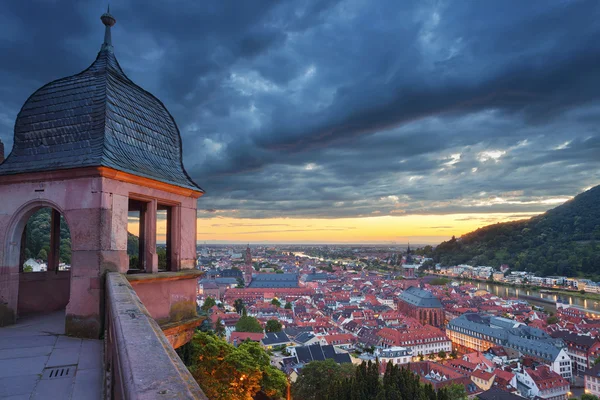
[0,8,202,192]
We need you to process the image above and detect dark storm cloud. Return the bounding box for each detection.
[1,0,599,220]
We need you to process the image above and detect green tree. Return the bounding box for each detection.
[214,317,225,338]
[443,383,468,400]
[179,332,286,400]
[23,264,34,273]
[157,247,167,269]
[233,299,245,314]
[37,248,48,262]
[581,394,600,400]
[201,297,216,312]
[128,255,139,270]
[292,359,354,400]
[438,350,447,360]
[235,316,263,333]
[450,349,458,359]
[547,315,559,325]
[265,320,282,333]
[271,298,281,308]
[284,302,293,310]
[236,278,245,288]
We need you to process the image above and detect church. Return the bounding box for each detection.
[396,286,445,327]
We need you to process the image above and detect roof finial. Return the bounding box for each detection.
[100,5,116,50]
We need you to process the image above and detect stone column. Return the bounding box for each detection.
[145,199,157,273]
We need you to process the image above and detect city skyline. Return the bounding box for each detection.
[2,1,599,243]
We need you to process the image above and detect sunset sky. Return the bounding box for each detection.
[3,1,600,244]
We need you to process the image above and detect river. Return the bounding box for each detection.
[464,280,600,314]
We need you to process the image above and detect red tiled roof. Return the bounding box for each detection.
[471,369,494,381]
[527,366,569,390]
[229,332,265,344]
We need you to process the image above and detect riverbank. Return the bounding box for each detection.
[426,273,600,302]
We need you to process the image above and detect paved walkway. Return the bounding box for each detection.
[0,311,103,400]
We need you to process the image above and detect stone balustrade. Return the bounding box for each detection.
[105,272,207,399]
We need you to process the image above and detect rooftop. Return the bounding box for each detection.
[0,9,201,192]
[398,286,443,308]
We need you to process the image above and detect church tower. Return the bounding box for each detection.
[243,244,253,286]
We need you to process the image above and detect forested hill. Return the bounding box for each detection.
[431,185,600,278]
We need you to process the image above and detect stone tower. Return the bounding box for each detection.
[0,9,203,336]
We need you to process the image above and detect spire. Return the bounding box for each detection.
[100,5,116,51]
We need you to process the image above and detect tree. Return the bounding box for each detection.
[214,317,225,338]
[37,248,48,262]
[418,353,425,361]
[450,349,458,359]
[292,359,354,400]
[201,297,216,312]
[235,316,263,333]
[438,350,447,360]
[265,320,282,333]
[157,247,167,270]
[179,332,286,400]
[581,394,600,400]
[129,255,139,270]
[284,302,292,310]
[547,315,560,325]
[443,383,468,400]
[23,264,34,273]
[236,278,245,288]
[233,299,245,314]
[428,353,435,360]
[271,298,281,308]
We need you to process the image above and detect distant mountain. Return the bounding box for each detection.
[431,185,600,278]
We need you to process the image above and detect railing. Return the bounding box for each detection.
[105,272,207,399]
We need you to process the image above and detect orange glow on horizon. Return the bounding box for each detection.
[193,212,540,244]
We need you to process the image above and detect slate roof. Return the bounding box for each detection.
[448,314,508,342]
[303,273,334,282]
[398,286,443,308]
[252,273,299,281]
[248,281,299,289]
[293,344,352,364]
[477,387,523,400]
[261,331,290,346]
[0,11,202,192]
[294,332,316,344]
[248,273,299,289]
[448,313,564,362]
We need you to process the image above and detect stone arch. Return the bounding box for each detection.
[2,199,73,319]
[3,198,71,270]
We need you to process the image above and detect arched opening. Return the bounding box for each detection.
[18,207,71,316]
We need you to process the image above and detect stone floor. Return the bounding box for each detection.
[0,311,103,400]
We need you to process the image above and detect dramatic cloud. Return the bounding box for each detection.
[1,0,599,221]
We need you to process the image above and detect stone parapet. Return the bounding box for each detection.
[105,272,207,399]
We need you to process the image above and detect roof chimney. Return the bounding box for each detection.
[0,139,4,163]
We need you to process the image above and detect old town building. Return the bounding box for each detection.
[396,286,445,327]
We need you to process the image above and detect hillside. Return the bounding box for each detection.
[431,185,600,278]
[23,208,71,264]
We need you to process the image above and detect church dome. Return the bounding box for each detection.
[0,9,202,192]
